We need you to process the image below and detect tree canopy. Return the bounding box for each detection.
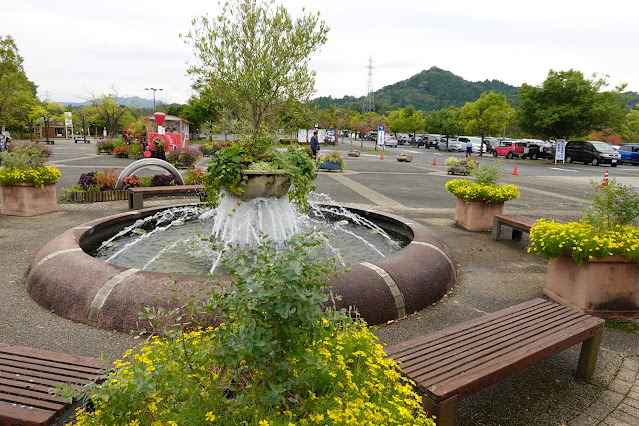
[183,0,328,138]
[424,107,463,138]
[517,69,626,140]
[0,36,37,130]
[460,91,514,154]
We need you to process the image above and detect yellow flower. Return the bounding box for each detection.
[259,420,271,426]
[205,411,216,422]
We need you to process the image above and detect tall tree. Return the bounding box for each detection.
[0,36,38,131]
[85,89,135,139]
[460,91,514,155]
[183,0,328,138]
[518,69,626,140]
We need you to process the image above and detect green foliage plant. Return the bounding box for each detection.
[0,141,60,188]
[472,160,502,186]
[529,179,639,264]
[317,150,345,172]
[95,140,115,154]
[68,230,435,425]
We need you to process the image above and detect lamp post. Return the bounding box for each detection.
[145,87,163,111]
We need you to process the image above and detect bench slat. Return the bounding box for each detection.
[0,400,54,426]
[494,214,536,230]
[0,344,103,369]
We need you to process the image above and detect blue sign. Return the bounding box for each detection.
[378,125,385,132]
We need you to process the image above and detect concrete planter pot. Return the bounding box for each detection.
[543,255,639,319]
[318,161,342,171]
[0,181,59,216]
[396,154,412,162]
[454,197,504,231]
[238,170,291,201]
[347,150,360,157]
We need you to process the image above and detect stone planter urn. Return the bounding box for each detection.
[238,170,291,201]
[0,181,59,216]
[454,197,504,231]
[347,150,360,157]
[396,154,412,162]
[543,255,639,319]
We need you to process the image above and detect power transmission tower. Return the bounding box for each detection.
[362,55,375,114]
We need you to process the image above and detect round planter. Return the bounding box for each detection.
[544,255,639,319]
[0,181,59,216]
[396,154,412,162]
[454,197,504,231]
[347,151,360,157]
[238,170,291,201]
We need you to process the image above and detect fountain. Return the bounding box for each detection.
[27,193,457,332]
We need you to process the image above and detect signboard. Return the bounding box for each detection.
[377,125,385,146]
[298,128,307,143]
[555,139,566,162]
[64,111,73,127]
[318,129,327,144]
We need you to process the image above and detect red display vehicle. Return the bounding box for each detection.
[146,112,191,151]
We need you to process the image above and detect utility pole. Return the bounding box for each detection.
[362,55,375,114]
[145,87,163,111]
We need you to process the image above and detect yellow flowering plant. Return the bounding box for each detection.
[0,141,61,188]
[529,179,639,264]
[445,160,520,203]
[63,229,435,425]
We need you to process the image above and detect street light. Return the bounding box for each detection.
[145,87,163,111]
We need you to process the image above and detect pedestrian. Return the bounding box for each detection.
[310,130,320,158]
[466,140,472,157]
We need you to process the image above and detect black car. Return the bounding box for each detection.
[565,140,620,166]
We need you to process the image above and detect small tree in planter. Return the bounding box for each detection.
[445,161,520,230]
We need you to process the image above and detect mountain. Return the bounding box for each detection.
[312,67,521,112]
[58,97,160,108]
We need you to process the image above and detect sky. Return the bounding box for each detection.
[4,0,638,106]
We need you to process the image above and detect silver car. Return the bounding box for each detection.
[438,137,463,151]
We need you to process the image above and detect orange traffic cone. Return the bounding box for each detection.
[380,152,384,160]
[513,166,518,175]
[602,170,609,187]
[432,158,437,166]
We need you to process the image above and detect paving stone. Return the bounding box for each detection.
[609,380,634,394]
[624,397,639,410]
[621,358,639,373]
[570,413,601,426]
[600,390,625,406]
[585,401,616,420]
[614,369,638,383]
[606,409,639,426]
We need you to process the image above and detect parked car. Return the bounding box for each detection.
[383,135,398,148]
[617,143,639,165]
[482,137,503,153]
[413,134,427,147]
[397,134,412,145]
[364,131,378,141]
[565,140,620,166]
[438,137,463,152]
[324,135,335,145]
[523,139,554,160]
[492,139,538,159]
[424,134,441,149]
[458,136,488,154]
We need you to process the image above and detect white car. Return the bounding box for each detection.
[458,136,488,154]
[438,137,463,151]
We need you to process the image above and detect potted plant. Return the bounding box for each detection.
[59,168,129,203]
[95,140,115,155]
[166,146,201,168]
[199,141,222,156]
[0,141,61,216]
[445,161,520,231]
[445,156,476,175]
[205,137,317,210]
[347,148,360,157]
[396,153,413,162]
[317,150,345,172]
[529,179,639,318]
[151,137,167,160]
[113,143,131,158]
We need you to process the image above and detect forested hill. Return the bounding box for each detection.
[312,67,521,112]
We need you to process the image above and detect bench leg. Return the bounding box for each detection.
[423,394,458,426]
[511,228,523,241]
[129,193,144,210]
[492,218,502,240]
[576,327,603,379]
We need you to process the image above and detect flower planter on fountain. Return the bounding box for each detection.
[318,161,342,171]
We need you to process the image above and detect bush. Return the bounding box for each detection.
[95,140,115,154]
[166,147,201,167]
[123,175,142,189]
[151,174,177,187]
[472,160,502,186]
[183,168,207,185]
[77,172,97,190]
[68,230,435,425]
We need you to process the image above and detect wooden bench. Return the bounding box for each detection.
[74,137,90,144]
[128,184,206,209]
[492,214,537,241]
[37,140,55,145]
[0,343,104,426]
[384,298,604,426]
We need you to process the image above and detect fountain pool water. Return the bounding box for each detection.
[88,197,408,275]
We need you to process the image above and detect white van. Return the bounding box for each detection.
[458,136,487,154]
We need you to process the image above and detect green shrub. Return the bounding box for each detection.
[445,179,520,203]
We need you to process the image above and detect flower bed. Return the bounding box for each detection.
[166,146,201,168]
[445,179,520,203]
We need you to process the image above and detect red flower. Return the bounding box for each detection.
[243,144,247,147]
[243,156,248,162]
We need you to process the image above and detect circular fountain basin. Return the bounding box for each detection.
[27,204,457,333]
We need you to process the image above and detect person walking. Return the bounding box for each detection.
[310,131,320,158]
[466,140,473,157]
